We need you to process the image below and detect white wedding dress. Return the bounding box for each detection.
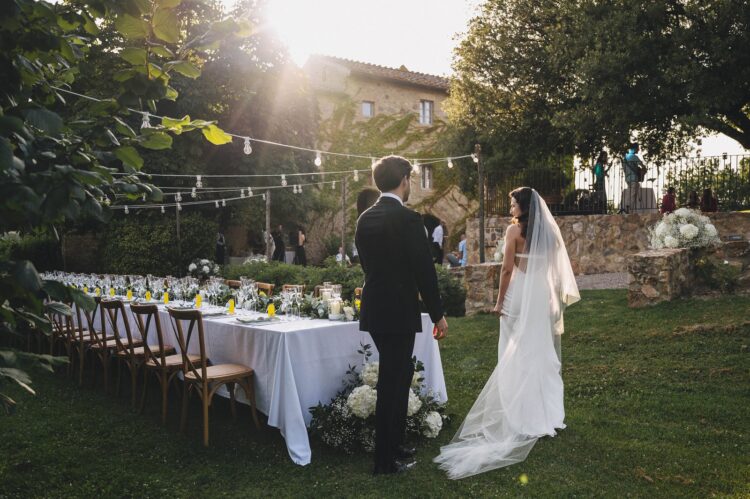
[435,190,580,479]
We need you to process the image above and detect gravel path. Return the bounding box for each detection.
[575,272,630,290]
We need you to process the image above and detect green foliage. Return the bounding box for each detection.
[450,0,750,168]
[693,257,741,294]
[665,157,750,211]
[99,213,217,276]
[0,234,62,273]
[434,266,466,317]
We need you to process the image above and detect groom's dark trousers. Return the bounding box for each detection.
[355,195,444,472]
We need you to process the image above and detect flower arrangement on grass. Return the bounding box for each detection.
[309,343,448,453]
[649,208,721,249]
[188,258,220,279]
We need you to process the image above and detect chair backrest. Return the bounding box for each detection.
[282,284,305,293]
[82,296,105,344]
[71,300,91,344]
[167,308,208,383]
[100,300,136,355]
[48,304,73,343]
[313,285,323,298]
[256,282,274,297]
[225,279,241,289]
[130,303,168,366]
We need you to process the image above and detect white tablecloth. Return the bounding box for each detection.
[83,304,447,465]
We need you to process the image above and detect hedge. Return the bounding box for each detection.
[0,232,63,271]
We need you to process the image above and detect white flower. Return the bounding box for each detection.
[188,263,197,271]
[202,265,210,273]
[655,222,668,238]
[674,208,692,218]
[200,259,209,265]
[664,235,679,248]
[407,389,422,416]
[346,385,377,418]
[423,411,443,438]
[360,362,379,387]
[680,223,699,239]
[411,371,422,389]
[704,224,717,237]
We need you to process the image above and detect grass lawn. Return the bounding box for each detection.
[1,290,748,498]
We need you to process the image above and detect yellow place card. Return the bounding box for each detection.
[145,291,152,301]
[195,294,202,308]
[163,292,169,304]
[228,299,235,315]
[83,286,88,294]
[267,303,276,318]
[126,289,133,300]
[95,287,101,297]
[109,288,115,297]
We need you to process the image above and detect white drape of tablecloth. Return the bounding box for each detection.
[81,306,447,465]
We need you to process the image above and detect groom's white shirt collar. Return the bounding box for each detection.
[380,192,403,205]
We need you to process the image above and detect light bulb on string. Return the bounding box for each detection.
[124,205,129,214]
[177,202,182,211]
[331,180,336,189]
[191,187,197,198]
[413,160,421,174]
[215,200,219,208]
[104,197,111,206]
[141,193,146,202]
[281,174,287,187]
[240,189,245,199]
[447,158,454,169]
[248,187,253,197]
[221,199,226,207]
[262,194,266,201]
[161,206,165,214]
[243,137,252,155]
[196,175,202,188]
[298,184,303,193]
[472,153,479,163]
[314,151,322,167]
[353,170,359,181]
[140,112,151,130]
[176,192,182,202]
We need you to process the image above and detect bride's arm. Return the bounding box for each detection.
[493,224,519,315]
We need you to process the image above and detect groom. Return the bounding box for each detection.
[355,155,448,474]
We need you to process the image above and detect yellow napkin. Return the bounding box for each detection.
[267,303,276,317]
[228,299,235,315]
[145,291,152,301]
[109,287,115,297]
[195,294,202,309]
[355,299,361,311]
[83,286,88,294]
[95,287,101,297]
[163,292,169,304]
[126,289,133,300]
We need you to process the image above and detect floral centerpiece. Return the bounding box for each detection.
[649,208,721,249]
[188,258,220,280]
[309,343,448,453]
[493,238,505,263]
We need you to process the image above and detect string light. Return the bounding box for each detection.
[447,158,454,169]
[240,188,245,198]
[215,200,219,208]
[413,160,421,174]
[104,197,111,206]
[177,202,182,211]
[175,192,182,202]
[140,112,151,129]
[472,153,479,163]
[332,180,336,189]
[248,187,253,197]
[191,187,197,198]
[298,184,303,193]
[124,205,129,214]
[314,151,322,167]
[292,185,298,194]
[281,174,287,187]
[353,170,359,181]
[195,175,202,188]
[141,193,146,202]
[243,137,252,155]
[161,205,165,214]
[262,193,266,201]
[221,199,226,207]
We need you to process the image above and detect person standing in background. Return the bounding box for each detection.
[215,231,226,265]
[431,221,444,264]
[458,233,468,267]
[623,143,646,213]
[294,228,307,266]
[700,188,718,212]
[660,187,677,214]
[593,151,610,213]
[271,224,285,262]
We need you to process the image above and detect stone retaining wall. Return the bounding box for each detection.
[449,262,501,316]
[467,212,750,275]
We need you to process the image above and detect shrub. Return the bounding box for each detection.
[434,265,466,317]
[98,213,217,276]
[0,232,62,271]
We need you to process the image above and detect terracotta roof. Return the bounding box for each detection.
[307,55,450,92]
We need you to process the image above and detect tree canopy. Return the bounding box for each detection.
[449,0,750,169]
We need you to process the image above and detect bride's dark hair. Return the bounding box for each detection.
[510,187,533,240]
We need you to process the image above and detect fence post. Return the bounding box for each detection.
[476,143,485,263]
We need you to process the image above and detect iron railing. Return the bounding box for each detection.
[485,154,750,216]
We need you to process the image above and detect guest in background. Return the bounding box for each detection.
[701,188,718,212]
[458,233,468,267]
[660,187,677,214]
[335,246,352,266]
[623,143,646,213]
[357,187,381,217]
[686,190,700,209]
[294,228,307,266]
[215,231,226,265]
[593,150,610,213]
[446,251,461,268]
[431,220,444,264]
[271,224,285,262]
[351,241,360,265]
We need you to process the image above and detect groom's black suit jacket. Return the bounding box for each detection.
[355,196,444,334]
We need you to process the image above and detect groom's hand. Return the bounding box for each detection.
[433,317,448,340]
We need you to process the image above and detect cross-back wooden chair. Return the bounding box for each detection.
[168,308,261,447]
[225,280,241,289]
[256,282,274,297]
[130,303,193,425]
[99,299,144,404]
[69,302,99,386]
[312,285,323,298]
[47,305,74,371]
[281,284,306,293]
[84,296,120,391]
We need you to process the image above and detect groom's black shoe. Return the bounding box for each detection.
[395,445,416,459]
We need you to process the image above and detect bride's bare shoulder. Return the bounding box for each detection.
[505,223,521,239]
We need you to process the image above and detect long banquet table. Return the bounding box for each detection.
[83,303,448,465]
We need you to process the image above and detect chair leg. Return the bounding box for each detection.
[115,357,122,397]
[202,390,210,447]
[140,368,149,415]
[243,377,261,430]
[103,352,110,393]
[180,382,190,434]
[78,344,85,387]
[228,382,237,421]
[160,372,169,425]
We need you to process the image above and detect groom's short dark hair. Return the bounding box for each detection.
[373,155,412,192]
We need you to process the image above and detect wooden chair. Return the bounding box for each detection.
[256,282,274,297]
[281,284,306,293]
[313,285,323,298]
[168,308,261,446]
[225,280,241,289]
[47,305,74,371]
[69,303,99,386]
[99,300,144,404]
[130,303,190,425]
[84,296,119,392]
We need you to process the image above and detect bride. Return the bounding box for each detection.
[434,187,580,479]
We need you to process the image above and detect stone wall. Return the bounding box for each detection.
[449,262,501,316]
[467,212,750,275]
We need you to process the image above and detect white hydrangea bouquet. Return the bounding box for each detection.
[188,258,220,279]
[649,208,721,250]
[493,237,505,263]
[309,343,448,453]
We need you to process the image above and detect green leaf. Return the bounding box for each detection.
[0,138,13,171]
[120,47,148,66]
[139,131,173,150]
[113,69,138,82]
[12,261,42,292]
[45,302,72,317]
[150,44,174,58]
[162,115,191,128]
[164,86,178,101]
[113,117,137,138]
[41,280,71,301]
[132,0,153,13]
[0,368,35,395]
[69,288,95,311]
[82,13,99,35]
[152,8,180,43]
[166,60,200,79]
[115,146,144,169]
[202,124,233,145]
[25,109,63,136]
[157,0,181,7]
[115,14,149,40]
[105,128,121,146]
